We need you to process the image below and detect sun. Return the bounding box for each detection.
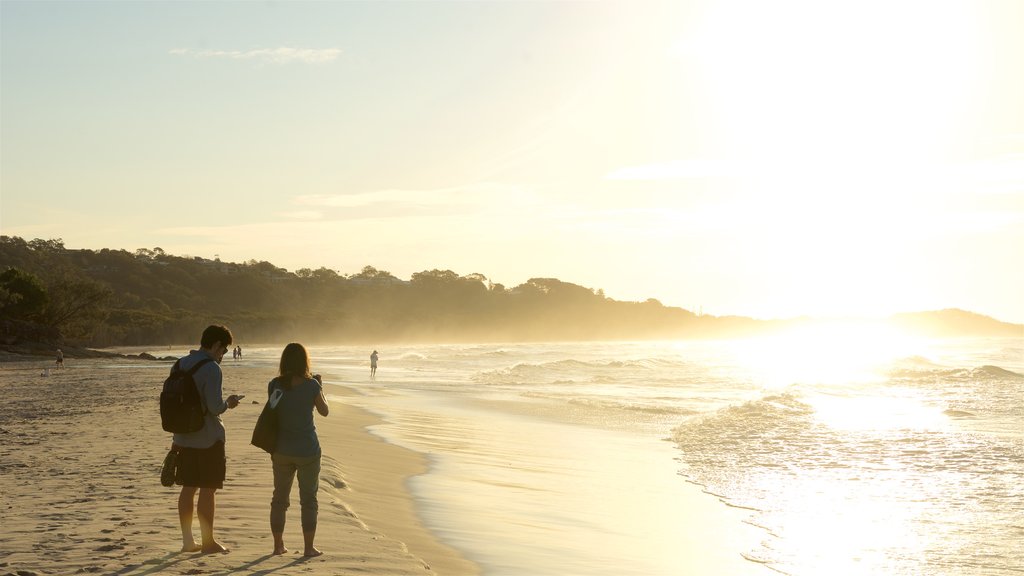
[668,0,984,319]
[688,0,979,169]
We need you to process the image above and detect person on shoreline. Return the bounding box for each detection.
[370,350,378,380]
[55,349,64,369]
[171,325,243,554]
[269,343,329,557]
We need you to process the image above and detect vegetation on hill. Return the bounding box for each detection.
[890,309,1023,338]
[0,236,720,347]
[1,236,1020,350]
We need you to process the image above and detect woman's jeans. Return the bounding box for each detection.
[270,451,321,533]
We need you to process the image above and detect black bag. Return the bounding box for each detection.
[160,448,178,487]
[159,358,214,433]
[252,382,286,454]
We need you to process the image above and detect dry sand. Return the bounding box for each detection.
[0,358,479,576]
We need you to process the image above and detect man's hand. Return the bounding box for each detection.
[227,394,241,409]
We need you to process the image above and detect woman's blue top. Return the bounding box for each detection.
[268,377,322,457]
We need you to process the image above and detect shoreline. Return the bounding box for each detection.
[0,359,477,575]
[321,384,480,575]
[343,384,772,576]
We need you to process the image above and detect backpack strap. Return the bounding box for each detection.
[186,358,215,375]
[169,357,214,375]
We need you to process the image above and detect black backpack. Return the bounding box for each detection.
[160,358,214,433]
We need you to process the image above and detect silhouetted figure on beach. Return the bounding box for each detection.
[170,325,242,554]
[370,350,378,380]
[268,343,329,557]
[55,349,64,369]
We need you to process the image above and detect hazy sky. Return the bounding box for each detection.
[2,0,1022,322]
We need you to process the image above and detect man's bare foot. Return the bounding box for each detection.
[201,541,230,554]
[273,545,289,555]
[303,547,323,557]
[181,541,202,553]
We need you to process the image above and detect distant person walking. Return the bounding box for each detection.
[268,343,329,557]
[171,325,243,554]
[370,350,379,380]
[55,349,64,369]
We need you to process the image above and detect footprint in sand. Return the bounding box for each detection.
[94,543,124,552]
[93,537,126,552]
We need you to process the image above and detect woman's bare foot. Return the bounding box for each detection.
[181,541,202,553]
[201,541,230,554]
[303,547,323,557]
[273,545,289,555]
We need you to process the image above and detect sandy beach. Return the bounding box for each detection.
[0,346,783,576]
[0,357,478,576]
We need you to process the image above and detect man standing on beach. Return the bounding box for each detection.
[370,350,378,380]
[172,325,243,553]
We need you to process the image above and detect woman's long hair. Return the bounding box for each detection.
[279,343,311,385]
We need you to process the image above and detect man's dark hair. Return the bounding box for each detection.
[200,325,233,349]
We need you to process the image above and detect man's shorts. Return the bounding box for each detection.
[175,441,225,489]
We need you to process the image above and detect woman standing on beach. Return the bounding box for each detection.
[269,343,330,557]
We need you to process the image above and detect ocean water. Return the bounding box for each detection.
[241,332,1022,576]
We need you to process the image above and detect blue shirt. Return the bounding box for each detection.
[269,377,322,457]
[171,350,228,449]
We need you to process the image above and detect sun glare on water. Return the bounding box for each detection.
[728,322,952,574]
[735,320,921,387]
[733,320,950,431]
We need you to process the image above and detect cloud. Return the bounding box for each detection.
[295,189,454,209]
[608,153,1024,198]
[605,159,732,180]
[294,183,531,214]
[169,47,341,64]
[279,210,323,221]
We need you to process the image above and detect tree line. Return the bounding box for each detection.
[3,235,762,348]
